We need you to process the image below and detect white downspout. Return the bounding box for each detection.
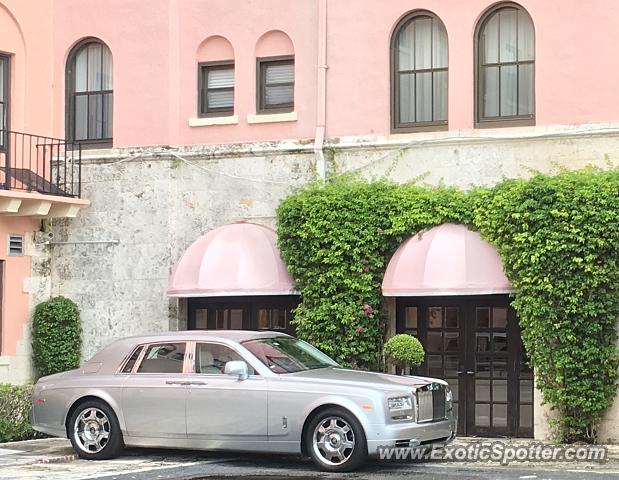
[314,0,328,182]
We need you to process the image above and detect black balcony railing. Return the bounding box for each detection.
[0,129,82,198]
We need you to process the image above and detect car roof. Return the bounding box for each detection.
[121,330,291,343]
[84,330,291,374]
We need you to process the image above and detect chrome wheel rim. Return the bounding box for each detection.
[312,416,355,466]
[73,408,110,454]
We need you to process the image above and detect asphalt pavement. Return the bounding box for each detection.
[1,438,618,480]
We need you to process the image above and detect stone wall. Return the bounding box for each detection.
[45,143,316,360]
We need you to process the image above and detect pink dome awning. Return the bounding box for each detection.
[167,222,297,297]
[382,223,513,296]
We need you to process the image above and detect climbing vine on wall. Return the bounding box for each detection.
[276,168,619,443]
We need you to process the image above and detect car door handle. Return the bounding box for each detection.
[166,380,190,386]
[188,381,208,386]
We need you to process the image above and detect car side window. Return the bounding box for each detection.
[136,343,186,374]
[195,343,254,375]
[121,345,144,373]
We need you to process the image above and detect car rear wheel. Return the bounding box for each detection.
[305,407,367,472]
[68,399,124,460]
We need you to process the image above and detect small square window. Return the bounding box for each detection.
[8,234,24,256]
[199,62,235,117]
[257,57,294,113]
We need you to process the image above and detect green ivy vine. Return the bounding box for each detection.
[276,167,619,443]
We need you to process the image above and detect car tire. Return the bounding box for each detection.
[305,407,368,472]
[68,399,124,460]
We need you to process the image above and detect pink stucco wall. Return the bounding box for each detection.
[2,0,619,145]
[0,217,37,356]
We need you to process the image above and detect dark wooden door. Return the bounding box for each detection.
[396,295,533,437]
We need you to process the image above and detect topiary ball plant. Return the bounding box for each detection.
[384,334,425,374]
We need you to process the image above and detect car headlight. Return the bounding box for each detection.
[388,396,413,411]
[388,396,413,420]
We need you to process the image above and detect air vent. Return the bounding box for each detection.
[8,234,24,256]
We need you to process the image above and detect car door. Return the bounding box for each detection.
[185,341,268,445]
[121,342,188,439]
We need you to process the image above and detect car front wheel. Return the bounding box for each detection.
[305,407,367,472]
[68,399,124,460]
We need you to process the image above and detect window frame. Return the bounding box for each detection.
[390,10,449,133]
[198,60,235,118]
[192,341,258,376]
[118,345,144,374]
[65,38,113,149]
[0,54,10,152]
[474,2,535,128]
[256,55,295,114]
[127,341,190,375]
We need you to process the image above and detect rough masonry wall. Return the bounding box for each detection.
[44,145,316,360]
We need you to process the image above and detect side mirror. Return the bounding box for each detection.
[224,360,249,380]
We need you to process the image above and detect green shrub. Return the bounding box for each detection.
[384,334,425,370]
[476,168,619,442]
[0,384,41,442]
[32,296,82,379]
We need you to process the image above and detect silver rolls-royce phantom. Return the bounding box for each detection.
[31,331,456,472]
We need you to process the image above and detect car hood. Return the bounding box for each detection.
[283,367,446,392]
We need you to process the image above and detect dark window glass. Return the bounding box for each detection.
[136,343,186,374]
[199,63,234,116]
[215,309,243,329]
[392,13,448,131]
[258,58,294,113]
[258,308,290,330]
[242,337,338,374]
[67,40,113,146]
[477,5,534,125]
[0,55,8,149]
[195,342,252,375]
[121,346,143,373]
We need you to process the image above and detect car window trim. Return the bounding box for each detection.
[190,340,262,377]
[116,344,144,374]
[128,341,190,375]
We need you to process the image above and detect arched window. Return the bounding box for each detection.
[391,11,448,132]
[255,30,295,114]
[196,36,235,118]
[476,3,534,126]
[66,39,113,146]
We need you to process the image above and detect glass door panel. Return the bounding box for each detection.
[194,309,208,329]
[470,306,510,435]
[397,296,530,438]
[215,308,243,329]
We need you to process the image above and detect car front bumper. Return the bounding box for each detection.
[366,417,457,455]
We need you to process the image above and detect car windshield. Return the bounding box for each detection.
[242,337,340,374]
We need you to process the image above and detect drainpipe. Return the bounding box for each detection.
[314,0,328,182]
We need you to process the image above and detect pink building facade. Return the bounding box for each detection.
[5,0,619,146]
[1,0,618,439]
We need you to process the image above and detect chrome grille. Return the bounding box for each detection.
[415,383,446,423]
